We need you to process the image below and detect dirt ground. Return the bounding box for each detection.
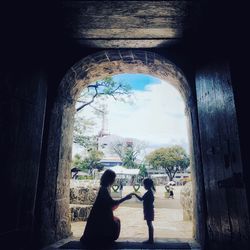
[71,186,193,241]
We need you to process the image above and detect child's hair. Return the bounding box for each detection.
[143,178,156,192]
[100,169,116,187]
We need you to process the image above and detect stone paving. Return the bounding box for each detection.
[71,186,193,240]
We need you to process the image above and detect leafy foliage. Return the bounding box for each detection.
[76,76,132,112]
[72,154,88,171]
[72,149,104,173]
[77,175,94,180]
[139,163,148,177]
[73,116,98,149]
[146,145,190,181]
[111,140,146,168]
[73,76,132,152]
[83,149,104,173]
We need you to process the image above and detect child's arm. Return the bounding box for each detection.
[133,193,143,201]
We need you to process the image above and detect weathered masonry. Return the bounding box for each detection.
[0,1,250,250]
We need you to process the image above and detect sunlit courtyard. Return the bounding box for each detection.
[71,185,192,240]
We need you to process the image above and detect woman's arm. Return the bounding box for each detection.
[102,188,132,207]
[115,194,132,205]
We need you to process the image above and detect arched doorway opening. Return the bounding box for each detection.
[40,50,205,246]
[71,72,193,240]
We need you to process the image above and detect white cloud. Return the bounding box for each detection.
[76,80,189,153]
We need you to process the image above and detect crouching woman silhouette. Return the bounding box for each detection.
[80,169,132,247]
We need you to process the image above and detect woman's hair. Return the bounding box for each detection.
[143,178,156,192]
[100,169,116,187]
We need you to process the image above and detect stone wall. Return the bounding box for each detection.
[0,69,47,249]
[70,186,99,205]
[70,205,92,222]
[180,181,193,221]
[70,180,99,221]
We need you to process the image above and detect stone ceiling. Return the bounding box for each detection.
[61,0,197,48]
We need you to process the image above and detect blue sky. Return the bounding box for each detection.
[112,74,161,91]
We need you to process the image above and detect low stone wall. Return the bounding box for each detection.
[70,180,99,221]
[70,180,99,205]
[180,182,193,221]
[70,186,99,205]
[70,204,92,221]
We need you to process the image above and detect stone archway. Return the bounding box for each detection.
[39,50,206,246]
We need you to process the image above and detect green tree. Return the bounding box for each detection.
[73,116,98,149]
[139,163,148,177]
[111,140,146,168]
[72,154,88,171]
[82,149,104,174]
[73,76,132,150]
[76,76,132,112]
[146,145,190,181]
[72,149,104,174]
[123,147,138,168]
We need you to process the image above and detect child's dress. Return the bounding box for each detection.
[142,190,154,221]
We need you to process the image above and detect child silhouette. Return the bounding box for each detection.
[133,178,155,244]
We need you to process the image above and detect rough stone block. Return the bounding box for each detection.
[180,182,193,221]
[70,205,92,221]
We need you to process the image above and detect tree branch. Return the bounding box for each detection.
[164,167,172,181]
[76,87,98,112]
[172,167,179,179]
[110,94,118,101]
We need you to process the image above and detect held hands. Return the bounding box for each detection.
[130,192,138,197]
[125,193,134,200]
[131,192,142,201]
